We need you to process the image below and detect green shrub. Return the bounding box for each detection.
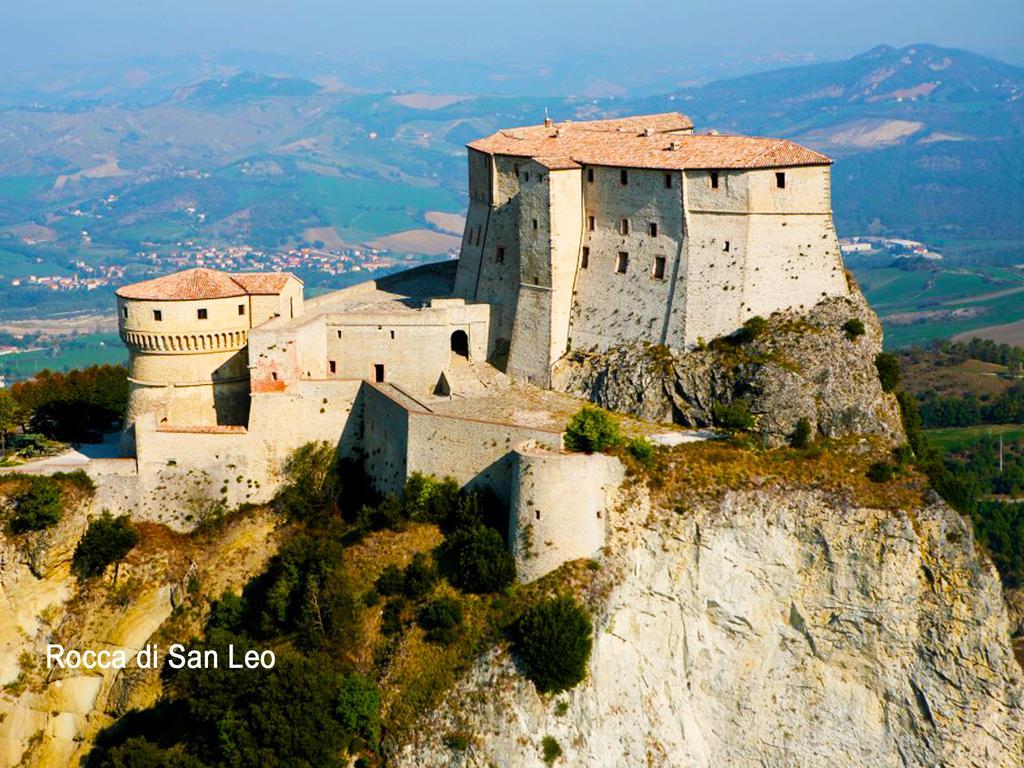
[625,436,655,467]
[542,735,563,765]
[443,525,516,594]
[335,674,381,746]
[711,401,754,431]
[52,469,96,495]
[842,318,865,340]
[402,553,438,598]
[790,417,813,449]
[867,461,896,483]
[375,564,404,596]
[9,476,62,533]
[381,598,406,636]
[875,352,902,393]
[564,406,620,453]
[418,596,463,644]
[732,315,767,344]
[73,511,139,578]
[515,596,592,693]
[444,732,470,751]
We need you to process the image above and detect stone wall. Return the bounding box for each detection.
[509,443,623,582]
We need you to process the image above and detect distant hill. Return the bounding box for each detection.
[171,72,322,106]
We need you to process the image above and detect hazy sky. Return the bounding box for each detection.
[3,0,1022,72]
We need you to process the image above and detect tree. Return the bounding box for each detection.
[514,596,593,693]
[0,390,23,453]
[564,406,620,453]
[73,512,139,578]
[9,476,61,533]
[335,674,381,747]
[711,401,754,431]
[790,417,813,449]
[443,525,516,593]
[418,596,463,644]
[732,315,767,344]
[875,352,902,393]
[842,318,865,340]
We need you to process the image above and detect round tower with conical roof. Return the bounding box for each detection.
[115,267,303,449]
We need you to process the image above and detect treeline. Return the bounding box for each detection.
[918,385,1024,428]
[931,337,1024,370]
[3,364,128,442]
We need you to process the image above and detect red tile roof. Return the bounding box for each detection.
[468,112,830,170]
[116,268,298,301]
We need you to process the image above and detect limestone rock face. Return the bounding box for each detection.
[552,289,903,446]
[392,489,1024,767]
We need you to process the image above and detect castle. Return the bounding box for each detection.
[105,112,848,581]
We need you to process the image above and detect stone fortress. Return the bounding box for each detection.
[104,112,849,581]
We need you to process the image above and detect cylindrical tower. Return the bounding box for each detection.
[116,269,257,446]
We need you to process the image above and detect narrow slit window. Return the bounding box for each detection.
[390,330,395,339]
[238,304,245,316]
[581,247,590,268]
[616,251,629,274]
[587,168,594,183]
[620,169,628,185]
[496,246,506,263]
[620,218,630,235]
[775,172,786,189]
[532,219,538,231]
[724,241,731,252]
[665,173,673,189]
[122,307,128,318]
[374,364,385,383]
[649,222,658,237]
[653,255,666,279]
[710,170,720,189]
[523,171,530,182]
[197,308,208,320]
[588,215,595,231]
[153,310,162,321]
[329,360,336,374]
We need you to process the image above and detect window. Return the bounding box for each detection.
[724,241,731,252]
[523,171,530,182]
[665,173,673,189]
[587,168,594,183]
[390,330,395,339]
[514,164,520,176]
[153,310,162,321]
[648,222,658,237]
[775,172,786,189]
[620,169,628,185]
[710,171,720,189]
[475,226,482,246]
[122,307,128,319]
[588,215,595,231]
[581,247,590,268]
[532,219,539,231]
[620,218,630,235]
[374,364,385,383]
[271,372,278,381]
[197,308,208,320]
[616,251,629,274]
[653,255,666,280]
[496,246,506,263]
[238,304,245,316]
[329,360,337,374]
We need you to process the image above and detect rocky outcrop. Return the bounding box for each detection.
[392,486,1024,767]
[552,289,903,446]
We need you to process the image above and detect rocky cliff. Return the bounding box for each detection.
[553,287,903,447]
[393,467,1024,767]
[0,496,279,768]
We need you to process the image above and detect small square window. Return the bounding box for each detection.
[532,219,539,231]
[665,173,673,189]
[588,215,595,231]
[648,222,658,237]
[710,171,720,189]
[775,172,786,189]
[587,168,594,183]
[581,247,590,268]
[620,169,628,185]
[153,309,162,321]
[197,308,208,320]
[238,304,245,316]
[620,218,630,235]
[616,251,629,274]
[653,255,666,280]
[496,246,506,263]
[329,360,336,374]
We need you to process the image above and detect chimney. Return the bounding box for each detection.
[643,127,653,136]
[669,141,681,151]
[544,116,553,127]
